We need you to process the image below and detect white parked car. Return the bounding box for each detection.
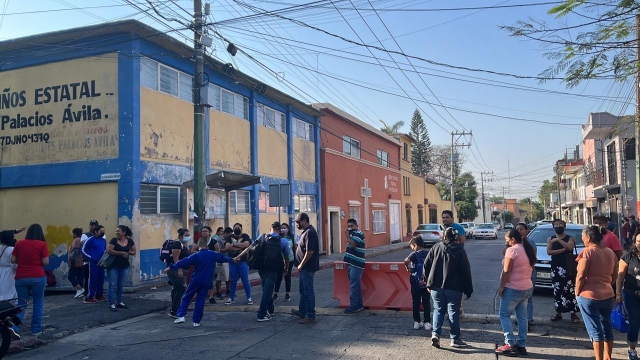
[492,222,501,231]
[474,223,498,239]
[413,224,444,246]
[463,222,475,238]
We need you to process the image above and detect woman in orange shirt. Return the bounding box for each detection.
[576,225,618,360]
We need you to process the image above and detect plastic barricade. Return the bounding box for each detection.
[333,261,413,311]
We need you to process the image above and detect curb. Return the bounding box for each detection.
[234,244,409,292]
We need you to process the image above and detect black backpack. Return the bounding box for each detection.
[247,235,267,270]
[159,239,177,263]
[261,235,284,271]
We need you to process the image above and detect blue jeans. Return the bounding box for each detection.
[229,261,251,300]
[298,268,316,319]
[258,270,278,318]
[430,288,462,339]
[527,270,536,322]
[15,277,46,334]
[107,267,129,305]
[347,266,364,310]
[577,296,615,342]
[499,287,533,347]
[623,289,640,344]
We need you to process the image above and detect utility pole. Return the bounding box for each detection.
[450,131,472,216]
[635,14,640,222]
[480,171,493,223]
[193,0,206,235]
[502,187,506,225]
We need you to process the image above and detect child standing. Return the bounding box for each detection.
[404,236,431,330]
[164,237,233,327]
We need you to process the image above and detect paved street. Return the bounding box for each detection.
[9,233,631,359]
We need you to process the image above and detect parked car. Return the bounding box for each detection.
[531,224,584,289]
[463,222,476,238]
[504,223,513,230]
[412,224,445,246]
[474,223,498,239]
[492,222,501,231]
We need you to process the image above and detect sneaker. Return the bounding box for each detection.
[225,299,234,305]
[413,321,422,330]
[169,311,178,318]
[116,302,127,309]
[424,322,432,331]
[451,339,469,348]
[109,304,117,312]
[298,317,315,324]
[247,298,253,305]
[629,349,639,360]
[495,344,516,355]
[209,297,216,304]
[431,336,440,348]
[343,308,358,314]
[97,296,108,302]
[516,345,528,356]
[284,294,291,302]
[216,294,224,300]
[174,317,185,324]
[193,323,200,327]
[257,316,271,322]
[32,331,43,336]
[267,311,273,318]
[273,293,278,301]
[291,309,303,319]
[74,289,84,298]
[84,298,98,304]
[355,307,364,312]
[8,328,20,341]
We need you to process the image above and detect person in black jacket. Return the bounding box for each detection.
[423,227,473,349]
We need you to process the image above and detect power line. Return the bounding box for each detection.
[241,1,564,12]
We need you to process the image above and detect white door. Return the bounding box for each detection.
[389,202,401,243]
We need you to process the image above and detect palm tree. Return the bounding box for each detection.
[379,120,405,135]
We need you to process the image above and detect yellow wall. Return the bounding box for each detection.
[401,171,456,235]
[258,127,287,178]
[139,88,193,164]
[0,54,119,166]
[293,138,315,181]
[138,214,183,251]
[259,214,280,235]
[230,214,252,237]
[210,110,251,173]
[0,183,118,283]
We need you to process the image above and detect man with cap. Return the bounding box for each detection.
[291,213,319,324]
[80,220,103,297]
[235,222,291,322]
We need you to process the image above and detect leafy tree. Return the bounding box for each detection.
[379,120,405,135]
[503,211,514,224]
[517,198,545,222]
[492,210,501,220]
[489,195,504,204]
[409,109,432,177]
[457,201,478,222]
[438,172,479,221]
[432,144,463,197]
[539,177,558,206]
[502,1,637,88]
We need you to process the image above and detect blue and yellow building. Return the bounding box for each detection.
[0,20,322,287]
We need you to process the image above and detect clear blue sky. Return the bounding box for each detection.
[1,0,627,200]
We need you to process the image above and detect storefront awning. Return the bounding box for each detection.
[182,171,262,191]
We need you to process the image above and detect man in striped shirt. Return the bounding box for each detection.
[343,218,365,314]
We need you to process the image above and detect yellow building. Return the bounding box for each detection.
[397,134,453,237]
[0,20,322,287]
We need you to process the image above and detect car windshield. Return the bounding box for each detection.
[417,224,439,231]
[461,223,469,228]
[478,224,493,229]
[529,227,585,247]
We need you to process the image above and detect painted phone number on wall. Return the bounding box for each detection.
[0,133,50,145]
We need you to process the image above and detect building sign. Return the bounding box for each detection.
[0,54,118,166]
[100,173,121,181]
[385,174,399,193]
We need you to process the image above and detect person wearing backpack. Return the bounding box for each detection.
[236,222,291,322]
[404,235,431,331]
[163,228,191,317]
[343,219,365,314]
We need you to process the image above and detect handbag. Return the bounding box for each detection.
[564,239,578,279]
[97,251,115,268]
[611,302,630,333]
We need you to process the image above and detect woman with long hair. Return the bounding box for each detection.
[274,223,296,302]
[547,219,579,323]
[106,225,136,311]
[576,225,617,360]
[11,224,49,335]
[616,233,640,360]
[0,230,17,301]
[516,222,537,330]
[495,229,537,356]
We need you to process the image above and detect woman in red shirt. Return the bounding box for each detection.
[10,224,49,336]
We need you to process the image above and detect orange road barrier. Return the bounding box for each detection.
[333,261,414,311]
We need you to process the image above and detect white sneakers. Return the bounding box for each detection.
[413,322,432,330]
[193,323,200,327]
[174,317,185,324]
[74,289,84,298]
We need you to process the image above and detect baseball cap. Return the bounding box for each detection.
[89,220,99,225]
[295,213,310,223]
[271,221,281,229]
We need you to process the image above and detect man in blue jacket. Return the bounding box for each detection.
[164,237,233,326]
[81,225,107,303]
